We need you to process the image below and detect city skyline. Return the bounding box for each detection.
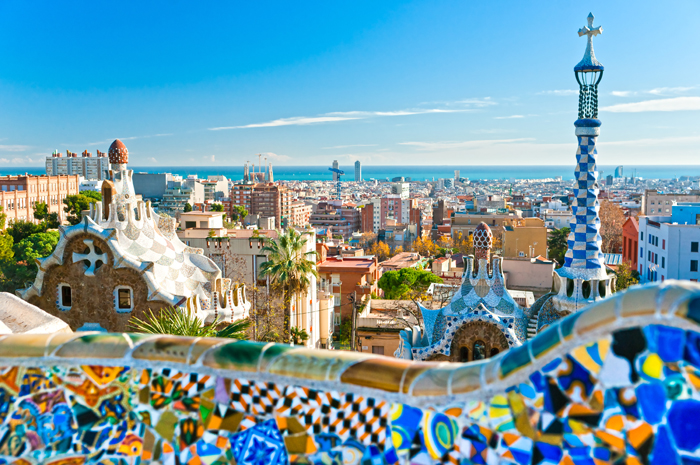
[1,1,699,168]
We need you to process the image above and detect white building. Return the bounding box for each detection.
[638,202,700,284]
[391,182,409,199]
[46,150,110,180]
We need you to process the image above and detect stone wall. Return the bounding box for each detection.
[0,281,699,464]
[27,233,171,332]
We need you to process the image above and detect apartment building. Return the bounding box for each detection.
[367,196,420,233]
[289,201,312,227]
[642,189,700,216]
[230,182,292,228]
[309,202,361,238]
[638,203,700,283]
[622,217,639,270]
[46,150,110,180]
[0,175,80,226]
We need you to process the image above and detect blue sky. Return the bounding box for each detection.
[1,1,699,167]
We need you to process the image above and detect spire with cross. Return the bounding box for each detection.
[575,13,604,72]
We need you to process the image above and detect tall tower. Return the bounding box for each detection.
[552,13,614,312]
[354,160,362,182]
[332,160,339,181]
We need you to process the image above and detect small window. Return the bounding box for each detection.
[692,260,699,273]
[662,257,665,269]
[59,284,72,310]
[371,346,385,355]
[641,232,644,241]
[692,242,699,253]
[114,286,134,313]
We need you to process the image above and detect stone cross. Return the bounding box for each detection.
[72,239,107,277]
[578,12,602,45]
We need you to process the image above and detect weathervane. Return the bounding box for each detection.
[575,13,604,119]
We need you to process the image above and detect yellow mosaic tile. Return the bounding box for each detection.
[619,286,658,317]
[339,357,412,392]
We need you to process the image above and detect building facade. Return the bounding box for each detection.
[642,189,700,216]
[622,216,639,270]
[354,160,361,182]
[46,150,111,180]
[638,203,700,283]
[0,174,80,226]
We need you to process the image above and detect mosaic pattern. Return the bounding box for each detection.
[398,254,527,360]
[1,281,698,464]
[562,130,606,279]
[18,140,249,324]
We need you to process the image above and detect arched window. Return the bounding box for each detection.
[473,341,487,361]
[58,284,72,311]
[459,346,470,362]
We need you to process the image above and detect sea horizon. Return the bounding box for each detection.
[2,164,700,182]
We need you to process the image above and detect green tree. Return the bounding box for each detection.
[184,202,193,213]
[63,194,99,225]
[0,206,6,230]
[45,213,61,229]
[10,231,60,286]
[615,262,640,292]
[230,205,248,222]
[33,202,49,222]
[81,190,102,202]
[548,227,570,267]
[129,306,250,339]
[259,228,318,342]
[378,267,443,300]
[290,327,309,345]
[210,204,224,212]
[6,220,45,244]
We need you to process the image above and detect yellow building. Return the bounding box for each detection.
[502,217,548,258]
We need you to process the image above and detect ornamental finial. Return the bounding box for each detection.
[575,12,604,72]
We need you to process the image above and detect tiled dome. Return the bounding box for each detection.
[108,139,128,164]
[473,222,493,250]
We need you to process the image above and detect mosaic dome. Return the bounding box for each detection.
[108,139,129,165]
[473,222,493,249]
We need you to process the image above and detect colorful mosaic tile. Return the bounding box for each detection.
[0,283,697,464]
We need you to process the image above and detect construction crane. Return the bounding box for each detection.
[328,167,345,200]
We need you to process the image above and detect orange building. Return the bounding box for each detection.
[622,217,639,270]
[317,255,380,323]
[0,174,80,227]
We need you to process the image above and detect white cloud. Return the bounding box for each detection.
[537,90,579,96]
[0,155,39,165]
[209,155,216,163]
[322,144,377,149]
[399,138,535,151]
[0,145,31,152]
[260,152,292,162]
[148,157,157,163]
[68,133,174,147]
[648,86,694,95]
[209,106,473,130]
[601,96,700,113]
[494,115,524,119]
[610,87,694,98]
[600,135,700,147]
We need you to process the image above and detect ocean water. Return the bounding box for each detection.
[2,165,700,182]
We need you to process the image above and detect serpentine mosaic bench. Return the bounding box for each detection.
[0,281,699,464]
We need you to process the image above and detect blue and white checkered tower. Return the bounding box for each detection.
[553,13,614,311]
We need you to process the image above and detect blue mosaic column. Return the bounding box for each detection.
[562,118,607,279]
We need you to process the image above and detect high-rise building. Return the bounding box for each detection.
[332,160,339,181]
[230,182,292,228]
[45,150,110,180]
[614,166,623,178]
[391,182,409,199]
[605,174,614,186]
[354,161,361,182]
[454,170,460,182]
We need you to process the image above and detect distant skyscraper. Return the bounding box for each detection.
[332,160,339,181]
[615,166,623,178]
[606,174,613,186]
[454,170,460,182]
[354,160,362,182]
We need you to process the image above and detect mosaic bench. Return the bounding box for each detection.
[0,281,699,464]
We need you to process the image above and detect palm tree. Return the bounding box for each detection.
[129,307,250,339]
[259,228,318,342]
